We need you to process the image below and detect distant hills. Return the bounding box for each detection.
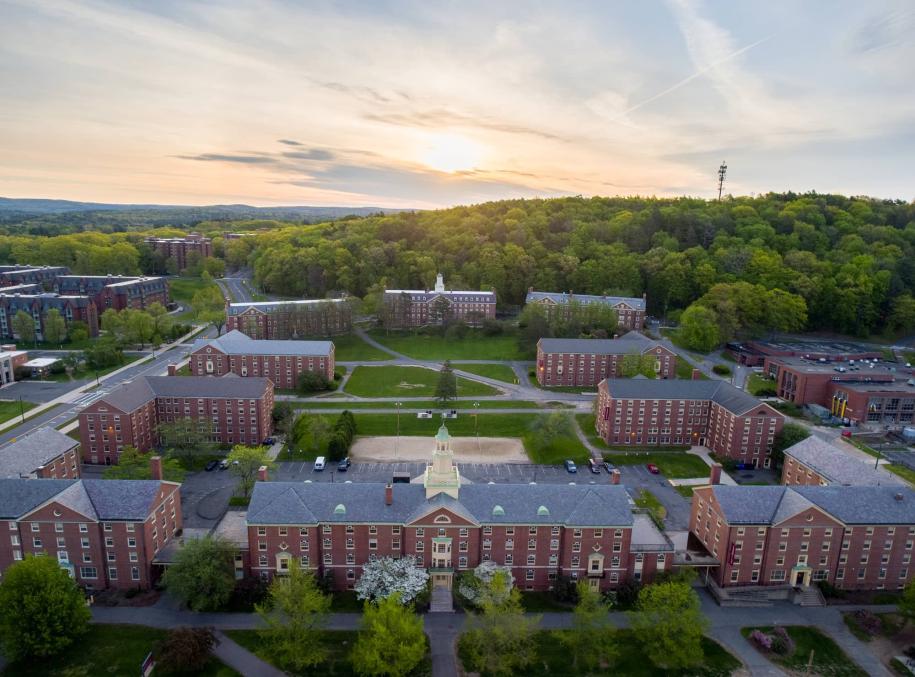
[0,197,407,229]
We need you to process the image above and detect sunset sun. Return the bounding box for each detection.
[420,133,483,173]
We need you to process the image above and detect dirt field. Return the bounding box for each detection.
[350,436,528,463]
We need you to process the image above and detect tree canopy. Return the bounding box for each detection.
[161,535,236,612]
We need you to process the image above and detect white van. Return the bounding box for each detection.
[313,456,326,471]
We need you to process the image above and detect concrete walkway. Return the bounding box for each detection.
[213,630,285,677]
[688,446,739,485]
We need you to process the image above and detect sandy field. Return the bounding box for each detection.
[350,436,528,464]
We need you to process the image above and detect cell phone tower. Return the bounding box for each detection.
[717,161,727,201]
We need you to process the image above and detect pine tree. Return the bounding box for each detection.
[435,360,457,405]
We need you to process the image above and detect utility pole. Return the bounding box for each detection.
[717,161,728,201]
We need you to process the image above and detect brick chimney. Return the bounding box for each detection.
[149,456,163,481]
[611,469,621,485]
[709,463,722,485]
[385,483,393,506]
[257,465,269,482]
[167,364,177,376]
[692,368,701,380]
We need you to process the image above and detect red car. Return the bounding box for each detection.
[646,463,660,474]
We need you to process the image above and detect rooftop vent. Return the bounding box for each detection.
[895,493,905,502]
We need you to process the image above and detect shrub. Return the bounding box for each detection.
[552,575,580,604]
[612,578,642,609]
[14,366,31,380]
[750,629,773,652]
[770,627,795,656]
[712,364,731,375]
[853,609,882,636]
[229,577,269,611]
[481,318,504,336]
[154,627,217,674]
[49,361,66,375]
[297,371,331,394]
[444,321,470,340]
[816,580,846,599]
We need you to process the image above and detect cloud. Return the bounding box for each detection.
[281,149,335,161]
[364,109,567,142]
[277,139,302,146]
[848,9,915,53]
[176,153,277,164]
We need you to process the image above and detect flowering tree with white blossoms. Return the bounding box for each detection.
[354,556,430,604]
[457,561,515,608]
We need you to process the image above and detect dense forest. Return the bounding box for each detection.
[1,192,915,343]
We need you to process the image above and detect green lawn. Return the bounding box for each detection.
[225,629,431,677]
[635,489,667,526]
[675,353,709,380]
[459,630,740,676]
[885,463,915,487]
[747,373,776,396]
[329,334,390,361]
[604,452,711,479]
[169,276,219,321]
[349,412,590,464]
[0,399,37,425]
[368,329,526,360]
[742,626,867,676]
[675,485,695,498]
[292,400,542,410]
[2,624,239,677]
[343,365,501,398]
[520,592,574,612]
[575,413,610,449]
[452,362,519,383]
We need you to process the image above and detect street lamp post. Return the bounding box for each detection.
[474,402,480,453]
[395,402,402,460]
[18,395,24,424]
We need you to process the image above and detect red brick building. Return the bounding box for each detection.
[0,266,69,290]
[595,379,784,467]
[144,233,213,271]
[0,427,81,479]
[383,274,496,329]
[536,333,677,387]
[0,468,182,590]
[781,436,905,487]
[227,299,352,339]
[0,292,99,339]
[691,484,915,592]
[243,426,673,591]
[54,275,169,312]
[190,330,334,388]
[525,290,646,331]
[78,376,274,464]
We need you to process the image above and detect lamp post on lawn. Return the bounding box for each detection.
[395,402,402,460]
[474,402,480,453]
[18,395,24,424]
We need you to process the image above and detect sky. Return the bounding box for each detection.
[1,0,914,209]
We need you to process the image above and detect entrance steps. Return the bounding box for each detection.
[430,586,454,613]
[794,586,825,607]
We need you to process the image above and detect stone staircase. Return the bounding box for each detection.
[430,586,454,613]
[793,586,826,607]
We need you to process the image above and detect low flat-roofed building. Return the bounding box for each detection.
[0,427,81,479]
[727,338,882,367]
[781,435,905,487]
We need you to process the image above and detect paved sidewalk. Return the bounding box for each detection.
[213,630,284,677]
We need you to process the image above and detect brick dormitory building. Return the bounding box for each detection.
[0,265,69,290]
[536,332,677,387]
[144,233,213,271]
[241,426,674,591]
[525,289,647,331]
[0,427,81,479]
[383,273,496,329]
[78,376,274,464]
[0,291,99,339]
[0,457,182,590]
[595,379,784,467]
[690,484,915,593]
[190,330,335,388]
[226,299,352,339]
[54,275,169,312]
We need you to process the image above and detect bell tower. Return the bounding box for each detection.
[423,423,461,498]
[434,273,445,293]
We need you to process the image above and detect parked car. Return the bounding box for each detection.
[313,456,326,471]
[262,437,276,445]
[646,463,660,474]
[417,411,433,419]
[564,460,578,473]
[603,461,616,473]
[218,459,229,470]
[337,457,351,471]
[204,459,219,472]
[587,459,602,474]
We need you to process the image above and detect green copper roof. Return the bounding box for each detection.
[435,424,451,442]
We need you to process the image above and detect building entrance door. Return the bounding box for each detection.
[588,578,600,592]
[432,573,452,590]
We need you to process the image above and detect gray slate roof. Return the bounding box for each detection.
[248,481,634,527]
[603,379,769,415]
[227,299,346,316]
[526,290,646,311]
[0,478,172,520]
[710,485,915,525]
[193,330,332,356]
[0,427,79,478]
[539,332,658,355]
[96,375,271,410]
[784,436,904,487]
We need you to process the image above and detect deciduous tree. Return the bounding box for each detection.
[162,535,236,612]
[678,304,720,353]
[11,310,35,346]
[351,593,426,677]
[154,627,218,674]
[0,555,91,661]
[42,308,67,348]
[102,447,186,482]
[354,556,429,604]
[629,580,707,670]
[562,581,618,672]
[226,445,272,498]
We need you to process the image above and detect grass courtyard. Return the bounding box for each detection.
[293,400,541,410]
[328,333,390,361]
[742,626,867,676]
[1,624,239,677]
[603,451,711,478]
[343,365,501,398]
[0,399,37,425]
[459,630,740,677]
[368,328,526,360]
[452,362,518,383]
